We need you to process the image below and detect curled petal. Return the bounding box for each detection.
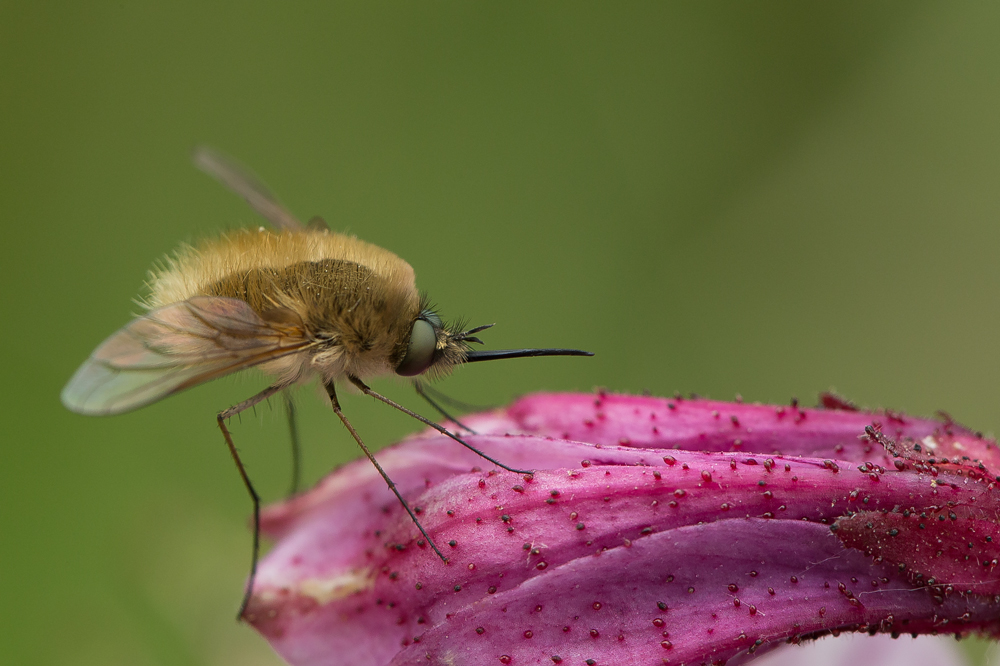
[495,392,1000,470]
[247,393,1000,665]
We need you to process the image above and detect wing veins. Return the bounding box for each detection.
[91,339,315,397]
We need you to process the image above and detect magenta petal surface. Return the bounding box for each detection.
[496,392,1000,469]
[246,393,1000,665]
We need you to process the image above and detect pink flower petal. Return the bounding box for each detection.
[752,633,967,666]
[498,392,1000,470]
[246,392,1000,665]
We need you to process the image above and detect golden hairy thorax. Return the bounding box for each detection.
[147,228,422,375]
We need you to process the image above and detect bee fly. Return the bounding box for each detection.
[61,148,592,617]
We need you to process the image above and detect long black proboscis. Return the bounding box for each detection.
[464,348,594,363]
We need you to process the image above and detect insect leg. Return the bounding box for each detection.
[216,382,286,621]
[414,380,476,433]
[324,382,448,563]
[419,381,493,413]
[284,392,301,497]
[348,375,532,476]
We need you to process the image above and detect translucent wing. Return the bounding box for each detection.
[62,296,314,416]
[193,146,305,232]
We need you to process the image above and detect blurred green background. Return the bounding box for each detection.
[4,2,1000,664]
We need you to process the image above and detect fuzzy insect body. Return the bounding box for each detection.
[64,227,477,414]
[61,148,592,619]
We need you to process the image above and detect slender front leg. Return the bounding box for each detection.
[324,381,448,563]
[414,380,476,433]
[348,375,531,475]
[284,392,301,497]
[216,382,285,621]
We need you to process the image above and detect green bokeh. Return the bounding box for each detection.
[3,3,999,664]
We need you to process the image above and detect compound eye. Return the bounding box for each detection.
[395,318,437,376]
